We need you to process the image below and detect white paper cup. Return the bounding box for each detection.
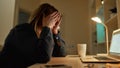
[77,44,87,58]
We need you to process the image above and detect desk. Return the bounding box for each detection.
[28,55,106,68]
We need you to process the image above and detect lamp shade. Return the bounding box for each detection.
[91,17,102,23]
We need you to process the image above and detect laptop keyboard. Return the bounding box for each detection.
[94,56,113,60]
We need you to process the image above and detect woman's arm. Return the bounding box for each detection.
[35,27,54,63]
[52,32,66,57]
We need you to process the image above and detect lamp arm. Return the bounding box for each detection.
[101,23,109,55]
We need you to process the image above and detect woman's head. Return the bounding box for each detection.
[29,3,58,27]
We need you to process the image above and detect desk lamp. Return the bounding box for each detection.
[91,17,109,55]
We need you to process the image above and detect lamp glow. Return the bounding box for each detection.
[101,0,104,4]
[101,1,104,4]
[91,17,102,23]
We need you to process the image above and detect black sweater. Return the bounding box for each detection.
[0,23,66,68]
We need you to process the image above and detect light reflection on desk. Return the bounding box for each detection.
[28,55,106,68]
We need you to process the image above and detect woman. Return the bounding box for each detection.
[0,3,66,68]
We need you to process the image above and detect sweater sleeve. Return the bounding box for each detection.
[52,32,66,57]
[35,27,54,63]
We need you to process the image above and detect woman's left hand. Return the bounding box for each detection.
[52,13,62,34]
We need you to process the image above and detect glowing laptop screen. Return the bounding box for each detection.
[110,29,120,56]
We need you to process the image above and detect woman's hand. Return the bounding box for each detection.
[42,12,60,30]
[52,13,62,34]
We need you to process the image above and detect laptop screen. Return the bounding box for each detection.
[109,29,120,56]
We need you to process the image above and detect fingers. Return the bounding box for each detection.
[52,13,61,34]
[49,12,61,27]
[55,15,62,28]
[50,12,61,22]
[57,14,62,25]
[42,11,62,29]
[50,11,60,18]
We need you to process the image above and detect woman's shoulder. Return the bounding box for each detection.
[13,23,34,32]
[9,23,35,36]
[15,23,30,28]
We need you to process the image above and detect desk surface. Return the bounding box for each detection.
[28,55,106,68]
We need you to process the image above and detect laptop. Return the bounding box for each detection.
[81,28,120,63]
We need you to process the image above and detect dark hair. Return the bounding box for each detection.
[29,3,58,27]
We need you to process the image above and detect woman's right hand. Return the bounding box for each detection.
[42,12,60,29]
